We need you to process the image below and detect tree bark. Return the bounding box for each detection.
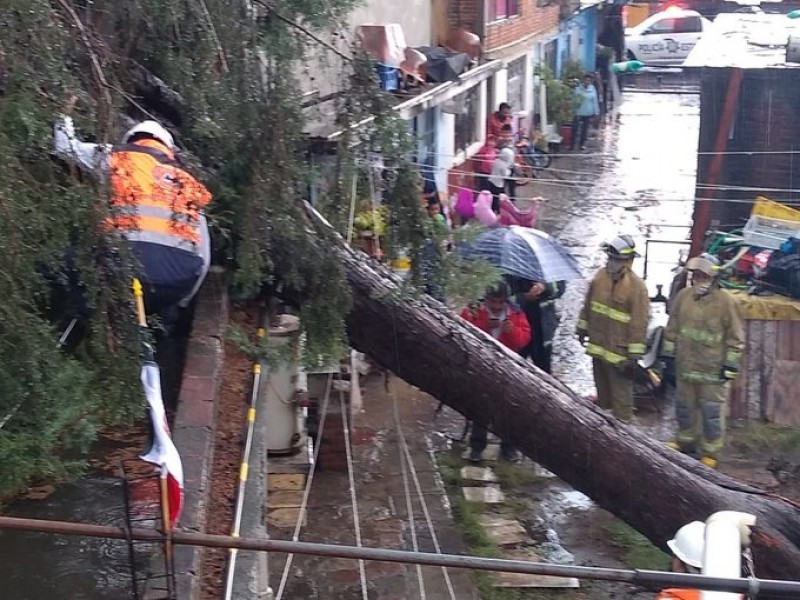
[313,213,800,588]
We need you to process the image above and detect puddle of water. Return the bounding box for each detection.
[557,489,594,511]
[0,477,155,600]
[540,528,575,565]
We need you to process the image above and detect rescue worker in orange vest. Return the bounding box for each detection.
[657,517,750,600]
[662,253,744,469]
[576,235,649,422]
[53,116,211,317]
[658,520,706,600]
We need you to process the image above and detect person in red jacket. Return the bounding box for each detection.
[461,283,531,462]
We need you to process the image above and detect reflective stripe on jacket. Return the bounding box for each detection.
[662,286,744,384]
[576,267,649,365]
[108,139,211,253]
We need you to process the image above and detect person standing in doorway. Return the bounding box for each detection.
[487,102,513,139]
[576,235,649,422]
[661,253,744,469]
[487,147,517,212]
[461,284,531,462]
[570,73,600,152]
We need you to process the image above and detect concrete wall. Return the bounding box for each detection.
[348,0,433,47]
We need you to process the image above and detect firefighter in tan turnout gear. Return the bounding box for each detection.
[662,254,744,469]
[576,235,649,422]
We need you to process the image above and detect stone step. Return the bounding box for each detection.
[493,549,580,589]
[462,485,505,503]
[477,515,529,547]
[460,466,498,483]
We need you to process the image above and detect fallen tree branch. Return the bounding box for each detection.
[300,201,800,590]
[53,0,114,113]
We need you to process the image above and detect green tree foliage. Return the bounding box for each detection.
[0,0,456,495]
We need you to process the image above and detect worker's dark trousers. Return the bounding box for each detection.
[131,241,204,314]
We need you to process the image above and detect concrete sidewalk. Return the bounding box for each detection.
[267,374,479,600]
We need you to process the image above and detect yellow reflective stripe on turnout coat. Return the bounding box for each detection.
[577,267,649,364]
[662,286,744,383]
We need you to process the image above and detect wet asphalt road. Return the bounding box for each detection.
[539,79,700,401]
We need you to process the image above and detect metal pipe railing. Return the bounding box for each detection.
[223,325,266,600]
[1,516,799,597]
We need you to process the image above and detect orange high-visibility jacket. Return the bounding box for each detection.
[108,138,211,253]
[656,589,744,600]
[655,590,700,600]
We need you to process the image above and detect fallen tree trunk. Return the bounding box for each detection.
[313,215,800,587]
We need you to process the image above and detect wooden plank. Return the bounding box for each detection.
[729,320,748,420]
[736,321,761,420]
[766,359,800,426]
[745,321,764,421]
[792,321,800,362]
[761,321,778,421]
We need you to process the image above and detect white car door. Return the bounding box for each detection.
[670,15,704,64]
[631,16,677,65]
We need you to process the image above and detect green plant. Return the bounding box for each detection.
[606,520,671,570]
[560,59,587,89]
[536,65,577,125]
[353,206,388,236]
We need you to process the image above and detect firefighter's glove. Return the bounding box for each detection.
[618,358,638,378]
[721,366,738,381]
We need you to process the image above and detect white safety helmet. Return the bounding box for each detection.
[667,521,706,569]
[603,234,640,259]
[121,120,175,150]
[686,253,721,277]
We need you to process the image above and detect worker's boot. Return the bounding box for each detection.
[700,455,718,469]
[665,441,681,451]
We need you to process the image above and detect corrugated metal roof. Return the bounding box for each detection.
[684,13,800,69]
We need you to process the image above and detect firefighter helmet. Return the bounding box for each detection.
[603,234,640,259]
[667,521,706,568]
[686,253,721,277]
[121,120,175,150]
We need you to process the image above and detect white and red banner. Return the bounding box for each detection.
[139,362,184,528]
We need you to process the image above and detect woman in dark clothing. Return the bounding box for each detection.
[508,277,567,374]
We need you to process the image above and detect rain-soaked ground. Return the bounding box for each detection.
[0,324,189,600]
[434,76,701,598]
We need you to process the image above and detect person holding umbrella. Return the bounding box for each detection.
[461,283,530,462]
[461,226,583,286]
[508,277,567,374]
[576,235,649,422]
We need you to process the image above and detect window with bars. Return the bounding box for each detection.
[454,86,481,153]
[486,0,520,22]
[506,56,526,115]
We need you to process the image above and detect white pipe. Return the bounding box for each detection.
[702,511,757,600]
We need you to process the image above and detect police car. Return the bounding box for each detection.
[625,7,712,65]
